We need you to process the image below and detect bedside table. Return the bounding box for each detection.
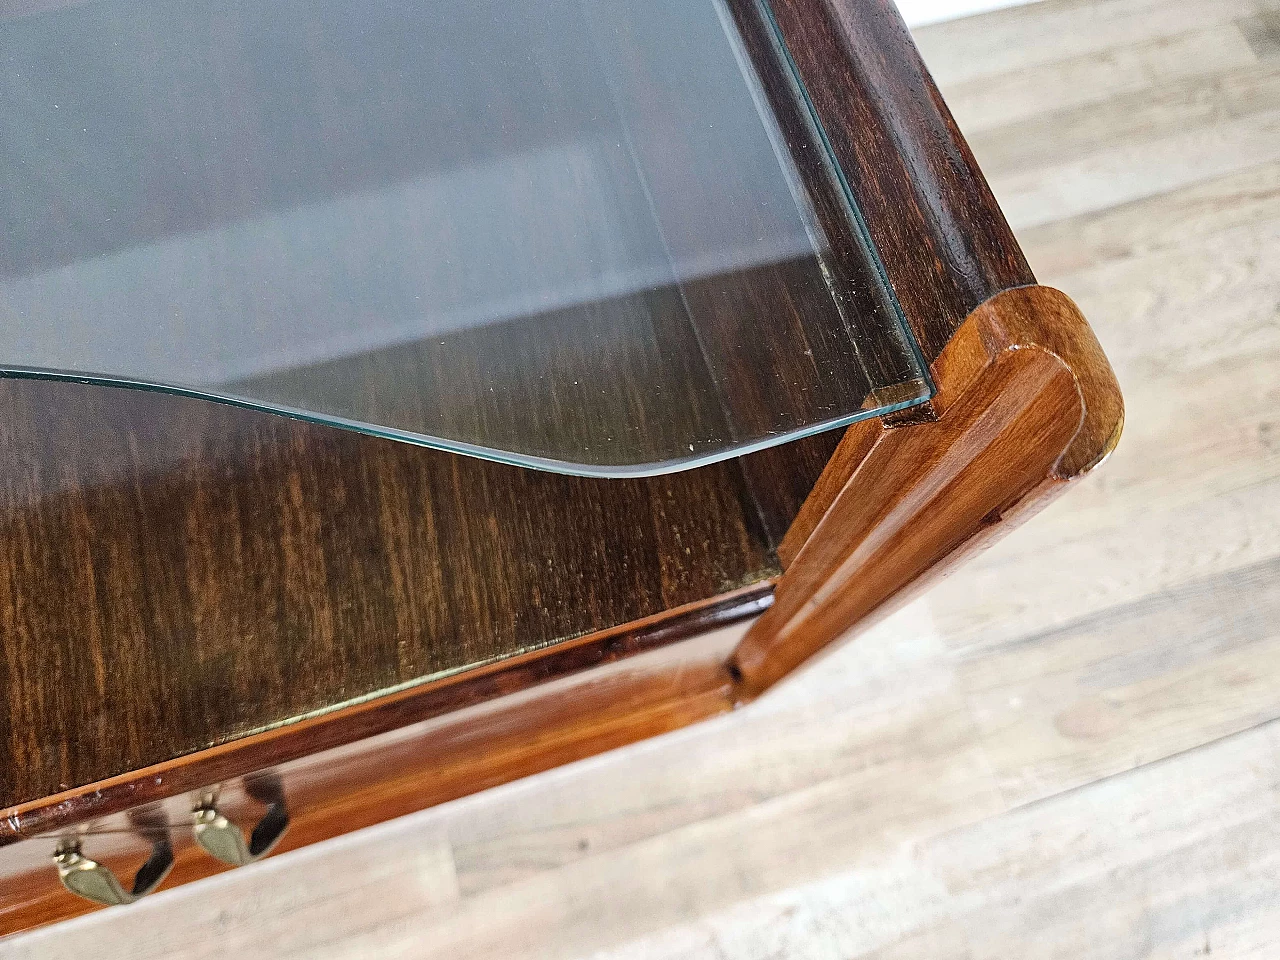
[0,0,1121,934]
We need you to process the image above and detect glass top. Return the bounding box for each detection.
[0,0,929,476]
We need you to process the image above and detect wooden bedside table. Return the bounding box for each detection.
[0,0,1121,935]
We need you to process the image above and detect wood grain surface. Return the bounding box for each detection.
[5,0,1269,954]
[766,0,1036,362]
[733,286,1121,697]
[0,620,756,935]
[0,0,1081,936]
[0,0,1029,821]
[0,588,772,845]
[0,376,776,808]
[0,276,1105,933]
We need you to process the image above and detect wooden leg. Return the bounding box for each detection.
[731,286,1124,699]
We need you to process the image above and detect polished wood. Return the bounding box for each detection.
[0,0,1032,817]
[0,621,753,935]
[766,0,1036,362]
[779,284,1125,563]
[225,256,889,471]
[0,375,777,809]
[0,0,961,813]
[8,0,1269,954]
[0,279,1118,933]
[0,587,770,841]
[0,0,1120,939]
[734,286,1123,697]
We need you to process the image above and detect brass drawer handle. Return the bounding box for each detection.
[192,793,288,867]
[53,836,174,907]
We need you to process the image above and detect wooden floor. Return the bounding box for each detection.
[7,0,1280,955]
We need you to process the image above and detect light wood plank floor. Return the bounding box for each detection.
[7,0,1280,955]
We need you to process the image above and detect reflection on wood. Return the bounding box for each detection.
[734,286,1122,696]
[2,0,1262,954]
[0,0,924,472]
[0,375,776,808]
[227,258,894,471]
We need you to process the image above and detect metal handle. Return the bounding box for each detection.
[53,836,174,907]
[192,788,288,868]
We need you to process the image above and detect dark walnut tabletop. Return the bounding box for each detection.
[0,0,1122,934]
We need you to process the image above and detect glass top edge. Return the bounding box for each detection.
[0,366,932,479]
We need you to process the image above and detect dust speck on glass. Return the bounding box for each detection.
[0,0,929,476]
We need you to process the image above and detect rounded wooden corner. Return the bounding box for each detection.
[969,285,1124,480]
[779,285,1123,566]
[733,284,1123,700]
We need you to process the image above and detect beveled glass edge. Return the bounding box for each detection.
[748,0,934,400]
[0,366,930,478]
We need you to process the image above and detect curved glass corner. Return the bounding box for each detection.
[0,0,929,477]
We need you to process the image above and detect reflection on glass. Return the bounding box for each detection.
[0,0,928,475]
